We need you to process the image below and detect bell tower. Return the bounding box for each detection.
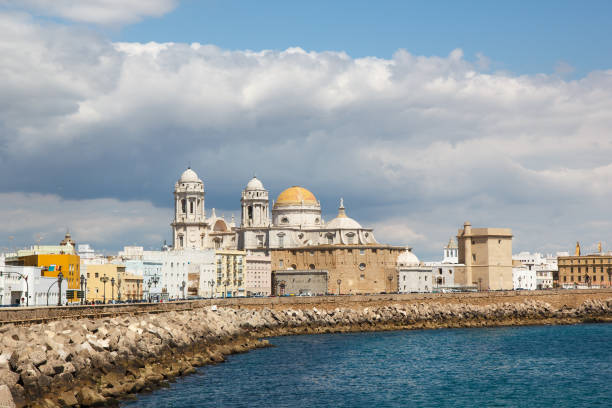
[241,176,270,228]
[171,167,207,250]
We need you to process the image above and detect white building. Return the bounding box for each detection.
[423,238,463,290]
[536,269,554,289]
[0,265,68,306]
[512,265,537,290]
[118,246,215,300]
[245,252,271,296]
[512,251,558,289]
[397,250,432,293]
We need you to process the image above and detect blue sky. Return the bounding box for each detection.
[115,0,612,78]
[1,0,612,259]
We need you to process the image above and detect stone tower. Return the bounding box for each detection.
[241,176,269,228]
[171,167,207,250]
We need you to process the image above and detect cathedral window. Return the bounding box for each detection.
[190,201,194,213]
[181,200,186,213]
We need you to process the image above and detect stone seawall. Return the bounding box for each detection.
[0,295,611,407]
[2,289,611,324]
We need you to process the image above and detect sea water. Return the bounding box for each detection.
[122,323,612,407]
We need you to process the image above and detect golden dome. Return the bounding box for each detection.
[274,186,317,207]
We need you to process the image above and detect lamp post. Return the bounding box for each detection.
[181,280,186,299]
[117,276,122,301]
[80,274,86,305]
[110,277,115,302]
[147,275,159,302]
[57,272,64,306]
[337,279,341,295]
[100,274,109,304]
[224,279,229,298]
[608,267,612,288]
[208,279,215,298]
[136,279,141,301]
[387,274,393,293]
[478,277,483,292]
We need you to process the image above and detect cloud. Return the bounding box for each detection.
[0,193,171,253]
[0,0,179,25]
[1,13,612,258]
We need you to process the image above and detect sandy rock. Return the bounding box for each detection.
[76,387,105,406]
[0,385,16,408]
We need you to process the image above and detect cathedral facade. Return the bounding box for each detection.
[171,168,382,253]
[170,168,413,294]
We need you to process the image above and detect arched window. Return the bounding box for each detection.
[181,199,186,213]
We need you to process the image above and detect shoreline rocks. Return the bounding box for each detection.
[0,298,611,407]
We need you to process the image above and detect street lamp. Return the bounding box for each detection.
[147,275,159,302]
[337,279,341,295]
[181,280,186,299]
[208,279,215,298]
[57,272,64,306]
[608,267,612,288]
[117,276,122,301]
[478,277,483,292]
[100,274,109,304]
[136,279,141,301]
[110,277,115,302]
[80,274,87,305]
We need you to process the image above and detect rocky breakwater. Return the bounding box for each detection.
[1,298,611,407]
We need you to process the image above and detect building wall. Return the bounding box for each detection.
[271,270,328,296]
[84,264,120,302]
[512,266,537,290]
[122,273,144,300]
[557,255,612,288]
[245,253,271,296]
[398,268,433,293]
[271,245,403,295]
[457,223,513,290]
[17,254,81,302]
[215,250,246,297]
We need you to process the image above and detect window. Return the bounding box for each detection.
[359,263,366,271]
[403,275,406,281]
[95,273,99,278]
[190,201,194,213]
[472,254,476,262]
[309,264,315,270]
[279,260,284,268]
[281,217,289,224]
[360,249,365,255]
[181,199,186,213]
[278,234,285,248]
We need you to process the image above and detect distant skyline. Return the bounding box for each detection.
[1,1,612,259]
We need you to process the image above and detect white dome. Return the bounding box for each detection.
[398,250,420,266]
[179,168,200,183]
[326,216,362,230]
[245,176,264,191]
[325,198,362,230]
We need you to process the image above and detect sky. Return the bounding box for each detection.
[0,0,612,259]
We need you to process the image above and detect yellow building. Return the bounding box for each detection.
[457,222,513,290]
[10,254,81,303]
[215,250,246,297]
[122,273,144,300]
[84,264,120,303]
[558,242,612,287]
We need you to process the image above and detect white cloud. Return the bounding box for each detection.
[0,0,179,25]
[1,14,612,258]
[0,193,171,252]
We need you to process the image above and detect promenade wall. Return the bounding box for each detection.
[1,289,611,324]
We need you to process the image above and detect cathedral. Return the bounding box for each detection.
[171,168,380,252]
[170,167,409,294]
